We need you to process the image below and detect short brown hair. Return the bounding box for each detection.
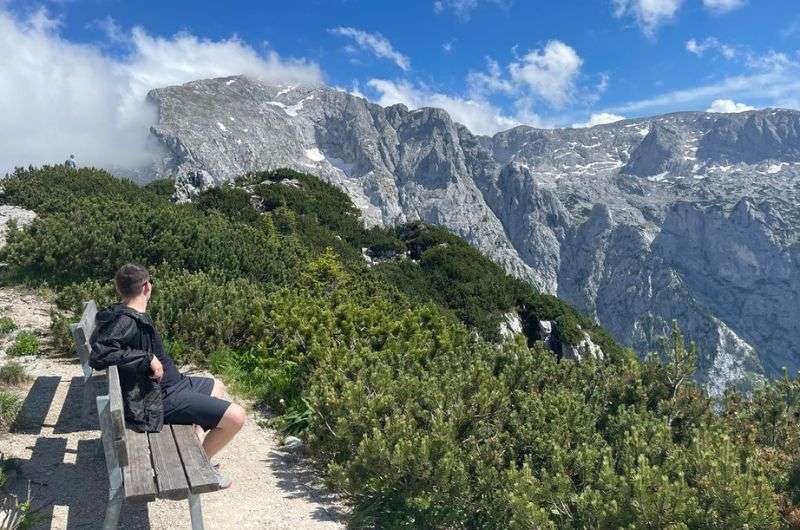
[114,264,150,298]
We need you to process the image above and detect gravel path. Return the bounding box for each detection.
[0,286,345,529]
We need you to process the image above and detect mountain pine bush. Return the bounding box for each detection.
[2,166,799,528]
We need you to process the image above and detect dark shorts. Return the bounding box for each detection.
[162,376,231,431]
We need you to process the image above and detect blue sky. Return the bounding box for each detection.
[1,0,799,169]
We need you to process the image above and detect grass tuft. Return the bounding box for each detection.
[0,362,29,386]
[0,316,18,335]
[7,331,39,357]
[0,390,22,431]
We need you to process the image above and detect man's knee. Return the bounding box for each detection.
[220,403,246,432]
[212,378,227,399]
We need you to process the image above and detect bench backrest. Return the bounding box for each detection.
[71,300,129,466]
[69,300,97,381]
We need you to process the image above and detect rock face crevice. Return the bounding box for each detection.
[147,76,800,392]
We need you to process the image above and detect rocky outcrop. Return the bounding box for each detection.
[499,311,524,339]
[0,205,36,249]
[146,76,800,392]
[622,123,685,177]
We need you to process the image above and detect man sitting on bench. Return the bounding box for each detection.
[90,263,246,489]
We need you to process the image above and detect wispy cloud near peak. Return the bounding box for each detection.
[330,27,410,71]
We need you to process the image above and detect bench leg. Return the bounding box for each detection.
[103,484,124,530]
[98,395,124,529]
[188,493,205,530]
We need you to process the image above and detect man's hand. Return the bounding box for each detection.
[150,356,164,382]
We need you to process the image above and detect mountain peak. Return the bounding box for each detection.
[146,76,800,390]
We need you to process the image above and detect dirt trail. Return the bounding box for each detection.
[0,286,345,529]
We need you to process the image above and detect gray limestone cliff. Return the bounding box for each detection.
[146,75,800,394]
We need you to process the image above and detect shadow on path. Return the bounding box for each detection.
[53,376,93,434]
[264,450,346,524]
[6,376,150,529]
[10,376,60,435]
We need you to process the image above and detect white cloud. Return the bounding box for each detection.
[508,40,583,108]
[572,112,626,128]
[433,0,509,20]
[91,15,126,44]
[706,99,755,112]
[442,39,455,54]
[0,9,322,174]
[608,67,799,115]
[702,0,746,13]
[461,40,595,128]
[686,37,736,59]
[613,0,684,37]
[367,78,522,135]
[745,51,795,72]
[467,58,515,96]
[434,0,476,18]
[330,27,410,71]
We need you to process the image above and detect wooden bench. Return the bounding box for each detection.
[70,301,221,529]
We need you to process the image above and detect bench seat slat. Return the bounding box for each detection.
[149,428,190,500]
[172,425,221,494]
[123,430,157,501]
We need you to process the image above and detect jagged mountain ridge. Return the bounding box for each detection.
[147,75,800,392]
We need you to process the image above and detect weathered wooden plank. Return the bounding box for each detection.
[96,394,124,529]
[80,299,98,337]
[71,329,91,380]
[123,430,157,501]
[149,428,190,500]
[172,425,220,494]
[106,365,129,467]
[70,300,97,381]
[71,301,97,365]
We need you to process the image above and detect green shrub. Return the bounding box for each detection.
[0,361,29,386]
[0,390,21,431]
[195,185,260,224]
[251,168,365,241]
[1,165,157,214]
[0,316,17,335]
[142,178,176,198]
[3,165,796,528]
[3,195,308,287]
[54,278,116,313]
[49,309,76,355]
[7,331,39,356]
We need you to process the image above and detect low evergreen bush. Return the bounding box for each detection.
[2,166,798,528]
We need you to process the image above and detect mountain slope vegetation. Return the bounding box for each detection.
[2,165,800,528]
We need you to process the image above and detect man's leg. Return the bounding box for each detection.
[202,403,246,459]
[195,379,227,441]
[211,378,226,399]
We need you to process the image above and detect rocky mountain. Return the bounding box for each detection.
[146,75,800,393]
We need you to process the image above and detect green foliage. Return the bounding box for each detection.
[1,165,156,214]
[250,168,364,242]
[7,331,39,357]
[49,309,77,355]
[195,185,260,224]
[3,194,308,287]
[0,361,29,386]
[0,390,21,431]
[2,165,797,528]
[375,222,619,354]
[0,316,17,335]
[141,178,176,198]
